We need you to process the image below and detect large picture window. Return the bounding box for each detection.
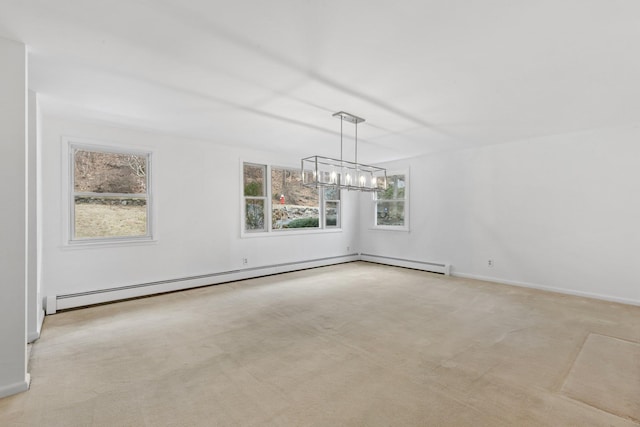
[71,144,152,242]
[271,167,319,230]
[242,162,340,234]
[374,173,408,229]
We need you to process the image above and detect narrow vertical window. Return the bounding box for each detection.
[374,174,407,228]
[243,163,267,232]
[71,145,151,241]
[324,186,340,228]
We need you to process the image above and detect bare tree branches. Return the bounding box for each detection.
[127,155,146,178]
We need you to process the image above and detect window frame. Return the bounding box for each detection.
[68,140,154,245]
[372,169,409,232]
[240,161,342,237]
[242,162,268,233]
[323,187,341,229]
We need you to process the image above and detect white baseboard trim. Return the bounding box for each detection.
[27,309,45,343]
[0,375,30,399]
[452,272,640,307]
[45,295,57,315]
[52,254,360,311]
[46,257,638,312]
[27,331,40,343]
[360,254,450,275]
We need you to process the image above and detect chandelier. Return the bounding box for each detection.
[301,111,387,192]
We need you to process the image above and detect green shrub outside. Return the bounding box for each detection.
[285,217,319,228]
[244,181,262,197]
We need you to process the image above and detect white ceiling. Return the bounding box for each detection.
[1,0,639,163]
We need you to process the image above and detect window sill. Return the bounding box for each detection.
[241,228,343,238]
[370,226,410,232]
[63,237,158,250]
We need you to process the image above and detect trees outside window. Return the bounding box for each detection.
[271,167,319,230]
[374,173,407,229]
[242,162,341,234]
[243,163,267,232]
[324,186,340,228]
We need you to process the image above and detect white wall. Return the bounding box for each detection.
[0,37,29,398]
[38,109,640,312]
[27,90,43,343]
[40,116,359,307]
[361,125,640,305]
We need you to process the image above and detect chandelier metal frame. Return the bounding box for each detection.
[301,111,387,192]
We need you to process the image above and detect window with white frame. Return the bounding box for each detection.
[324,186,340,228]
[242,162,341,234]
[271,167,319,230]
[243,163,267,232]
[374,173,408,229]
[70,144,152,242]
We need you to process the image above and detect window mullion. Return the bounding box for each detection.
[320,188,325,229]
[267,165,272,232]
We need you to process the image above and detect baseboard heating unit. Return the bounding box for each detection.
[360,253,451,275]
[45,254,451,313]
[47,254,359,313]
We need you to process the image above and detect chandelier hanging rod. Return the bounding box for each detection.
[333,111,364,165]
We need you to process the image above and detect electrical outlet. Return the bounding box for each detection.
[488,259,493,267]
[242,258,248,265]
[347,246,350,252]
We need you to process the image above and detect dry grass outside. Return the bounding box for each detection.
[74,203,147,238]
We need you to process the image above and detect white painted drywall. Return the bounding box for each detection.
[27,90,43,342]
[39,116,359,302]
[360,125,640,305]
[0,37,29,398]
[37,109,640,312]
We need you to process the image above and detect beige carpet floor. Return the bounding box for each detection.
[1,261,639,426]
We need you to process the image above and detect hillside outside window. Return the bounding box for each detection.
[242,162,341,235]
[70,144,152,242]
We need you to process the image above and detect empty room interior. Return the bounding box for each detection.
[1,1,639,425]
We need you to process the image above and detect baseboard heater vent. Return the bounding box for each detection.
[360,253,451,275]
[49,254,359,313]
